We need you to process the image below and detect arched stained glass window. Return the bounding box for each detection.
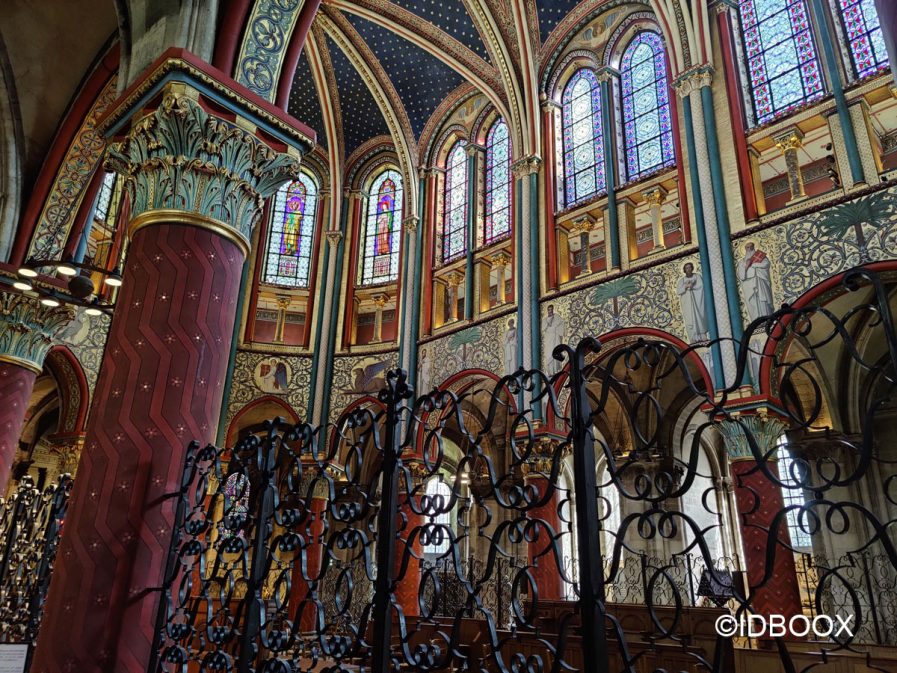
[360,169,404,285]
[620,32,675,181]
[837,0,889,78]
[738,0,825,125]
[264,173,318,287]
[423,477,452,556]
[777,439,811,548]
[220,472,250,540]
[484,119,512,245]
[94,171,117,224]
[442,141,469,264]
[561,69,606,206]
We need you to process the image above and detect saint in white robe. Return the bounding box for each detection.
[677,273,709,343]
[738,250,774,322]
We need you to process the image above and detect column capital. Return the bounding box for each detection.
[642,185,668,206]
[101,56,311,256]
[511,155,542,178]
[489,250,512,268]
[673,66,715,98]
[275,295,292,311]
[773,127,805,152]
[595,66,620,83]
[325,230,344,247]
[0,292,75,373]
[540,96,562,112]
[465,143,486,157]
[403,215,419,233]
[711,0,739,14]
[717,413,789,461]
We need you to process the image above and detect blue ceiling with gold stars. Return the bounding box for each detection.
[389,0,490,61]
[325,34,391,155]
[347,13,466,140]
[538,0,583,42]
[287,53,326,150]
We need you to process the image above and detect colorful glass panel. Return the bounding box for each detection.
[738,0,825,124]
[264,174,318,287]
[220,472,249,540]
[778,441,812,548]
[442,141,469,264]
[620,32,676,181]
[484,119,512,245]
[837,0,889,78]
[360,169,404,285]
[94,171,117,223]
[561,69,606,206]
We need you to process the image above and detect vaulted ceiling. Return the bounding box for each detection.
[287,0,587,161]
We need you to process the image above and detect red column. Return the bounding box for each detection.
[541,103,559,291]
[526,475,564,601]
[0,363,37,489]
[730,459,803,622]
[394,493,423,617]
[32,222,244,673]
[290,493,327,632]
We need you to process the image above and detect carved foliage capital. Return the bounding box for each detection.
[105,93,301,242]
[717,414,788,461]
[0,293,75,372]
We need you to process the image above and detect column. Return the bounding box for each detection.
[289,476,328,633]
[274,295,291,342]
[773,128,807,202]
[464,144,483,321]
[0,292,73,489]
[32,59,309,673]
[540,98,561,290]
[523,438,565,601]
[642,186,667,252]
[512,156,542,376]
[446,271,463,323]
[718,414,803,624]
[490,251,511,305]
[570,214,597,276]
[372,293,388,343]
[395,469,424,617]
[596,68,621,270]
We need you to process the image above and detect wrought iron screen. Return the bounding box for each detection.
[0,475,73,665]
[150,267,897,673]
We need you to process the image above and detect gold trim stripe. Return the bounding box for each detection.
[129,210,251,258]
[0,354,43,375]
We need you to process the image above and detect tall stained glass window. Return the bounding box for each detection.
[484,119,512,245]
[562,69,606,206]
[442,141,469,264]
[94,171,117,223]
[738,0,825,125]
[360,169,404,285]
[220,472,249,540]
[778,440,812,548]
[837,0,889,78]
[423,478,452,556]
[620,32,675,181]
[264,174,318,287]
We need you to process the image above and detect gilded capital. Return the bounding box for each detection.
[717,414,788,461]
[0,292,75,373]
[105,93,301,248]
[511,155,542,178]
[774,127,804,153]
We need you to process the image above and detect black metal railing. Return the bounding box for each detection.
[146,266,897,673]
[0,474,73,665]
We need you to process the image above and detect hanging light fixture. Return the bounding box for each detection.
[12,257,121,315]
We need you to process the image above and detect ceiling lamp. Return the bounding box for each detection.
[13,257,120,315]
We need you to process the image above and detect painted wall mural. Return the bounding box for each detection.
[58,311,111,399]
[420,318,505,393]
[328,351,399,424]
[28,76,118,262]
[225,350,313,427]
[234,0,304,102]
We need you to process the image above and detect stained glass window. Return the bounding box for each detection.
[220,472,249,540]
[620,32,676,181]
[360,169,404,285]
[423,478,452,556]
[442,141,469,263]
[738,0,825,125]
[778,440,812,548]
[561,69,606,207]
[264,174,318,287]
[837,0,889,78]
[94,172,117,223]
[484,119,512,245]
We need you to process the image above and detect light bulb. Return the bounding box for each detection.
[17,267,38,278]
[13,281,33,292]
[40,298,61,308]
[104,276,122,287]
[57,264,78,276]
[84,306,103,317]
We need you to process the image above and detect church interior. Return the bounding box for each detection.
[0,1,896,672]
